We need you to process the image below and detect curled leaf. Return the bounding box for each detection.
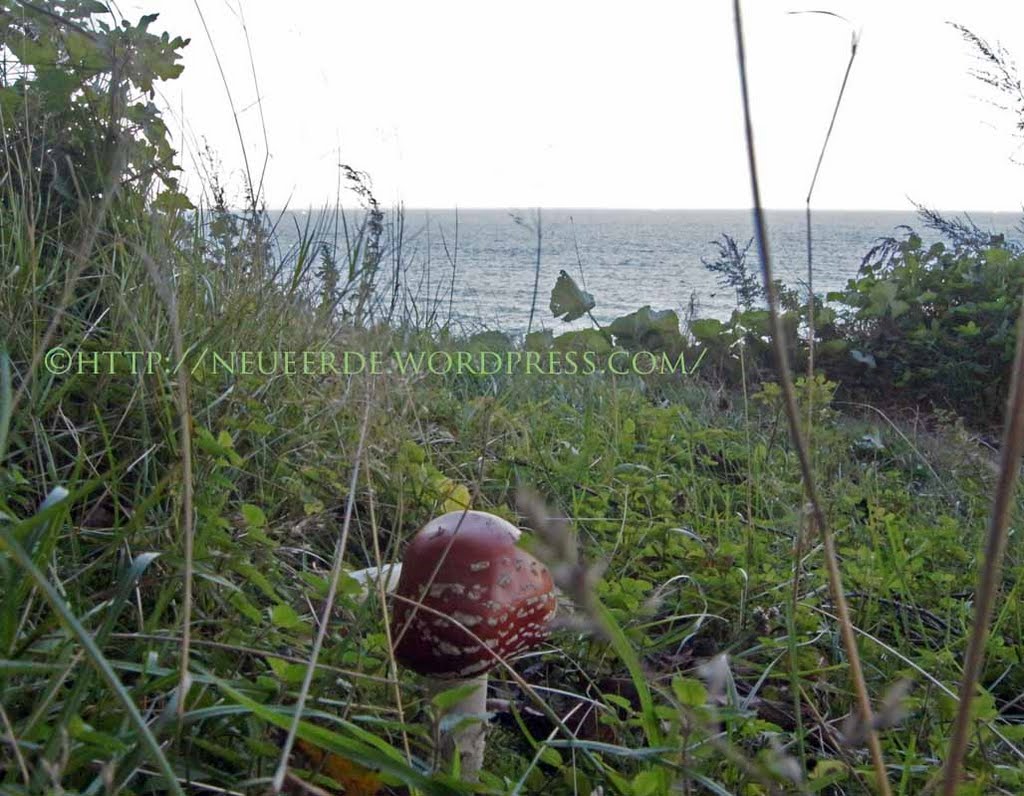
[550,270,596,322]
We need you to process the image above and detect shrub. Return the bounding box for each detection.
[822,227,1024,426]
[0,0,191,237]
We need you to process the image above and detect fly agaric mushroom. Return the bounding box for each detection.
[389,510,557,779]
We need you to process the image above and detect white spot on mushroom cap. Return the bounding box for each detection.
[427,582,467,598]
[451,610,482,627]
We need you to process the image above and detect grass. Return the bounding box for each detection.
[3,233,1023,792]
[3,3,1024,795]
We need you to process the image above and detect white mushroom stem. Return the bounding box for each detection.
[425,674,489,780]
[351,566,489,776]
[348,563,403,603]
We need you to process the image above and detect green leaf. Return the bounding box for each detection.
[689,318,724,342]
[153,189,195,213]
[609,306,684,353]
[337,571,363,597]
[671,676,708,708]
[241,503,266,528]
[300,572,330,598]
[69,715,130,754]
[270,603,302,629]
[808,759,849,790]
[525,330,554,351]
[549,270,596,322]
[817,339,848,356]
[552,328,613,354]
[266,656,307,684]
[229,591,262,623]
[631,769,665,796]
[431,681,484,712]
[234,562,280,601]
[603,693,632,711]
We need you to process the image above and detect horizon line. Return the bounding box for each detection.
[257,205,1024,214]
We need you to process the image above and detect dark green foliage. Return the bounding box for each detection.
[0,1,191,241]
[686,218,1024,427]
[824,226,1024,426]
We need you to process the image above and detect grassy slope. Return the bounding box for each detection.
[1,195,1023,796]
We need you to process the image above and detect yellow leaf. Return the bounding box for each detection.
[294,738,384,795]
[440,479,472,513]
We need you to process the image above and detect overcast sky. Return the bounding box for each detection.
[126,1,1024,211]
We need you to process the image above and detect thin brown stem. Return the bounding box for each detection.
[361,457,412,764]
[731,3,891,793]
[138,248,194,719]
[0,702,29,786]
[800,14,858,456]
[271,391,374,793]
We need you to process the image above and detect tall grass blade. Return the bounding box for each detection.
[0,518,184,795]
[217,678,467,795]
[33,551,162,788]
[0,349,11,463]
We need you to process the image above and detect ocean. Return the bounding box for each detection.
[272,208,1023,335]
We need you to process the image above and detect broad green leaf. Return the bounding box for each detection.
[538,746,562,768]
[552,328,613,354]
[550,270,596,322]
[153,189,195,213]
[271,603,302,629]
[229,591,262,623]
[267,657,307,684]
[603,693,632,711]
[808,759,849,790]
[631,769,666,796]
[525,330,554,351]
[689,317,725,342]
[609,306,684,353]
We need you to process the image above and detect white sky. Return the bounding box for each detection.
[126,1,1024,211]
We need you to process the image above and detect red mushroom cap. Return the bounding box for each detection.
[390,510,557,679]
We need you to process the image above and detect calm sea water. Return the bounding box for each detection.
[273,208,1022,334]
